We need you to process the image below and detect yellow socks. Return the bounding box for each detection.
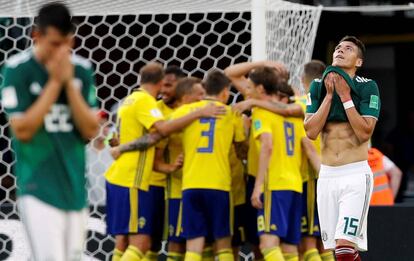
[262,247,285,261]
[303,249,322,261]
[320,251,335,261]
[216,248,234,261]
[202,247,214,261]
[112,248,124,261]
[143,251,158,261]
[283,252,298,261]
[185,251,202,261]
[120,245,144,261]
[167,252,185,261]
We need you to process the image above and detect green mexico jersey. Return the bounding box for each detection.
[0,50,97,210]
[306,66,381,122]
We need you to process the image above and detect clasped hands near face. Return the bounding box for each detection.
[324,72,351,102]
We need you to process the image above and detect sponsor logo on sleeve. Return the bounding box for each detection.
[369,95,379,109]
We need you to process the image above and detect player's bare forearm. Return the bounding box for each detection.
[10,79,62,142]
[344,108,377,143]
[255,99,303,117]
[304,94,332,140]
[224,61,264,98]
[118,132,163,153]
[255,134,272,189]
[234,141,249,161]
[155,104,226,136]
[66,81,99,140]
[301,137,321,173]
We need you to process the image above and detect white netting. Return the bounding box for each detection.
[265,0,322,93]
[0,0,322,260]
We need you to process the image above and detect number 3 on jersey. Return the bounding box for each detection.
[283,121,295,156]
[197,118,216,153]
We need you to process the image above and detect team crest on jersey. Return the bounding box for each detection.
[254,120,261,131]
[270,224,277,231]
[138,217,146,229]
[30,82,42,95]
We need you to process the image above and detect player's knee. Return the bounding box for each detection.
[336,239,355,247]
[215,236,232,250]
[301,236,318,250]
[128,234,151,253]
[168,242,186,253]
[259,234,280,250]
[115,235,129,251]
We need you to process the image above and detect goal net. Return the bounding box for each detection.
[0,0,321,259]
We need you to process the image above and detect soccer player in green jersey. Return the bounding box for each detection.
[305,36,380,261]
[0,3,99,260]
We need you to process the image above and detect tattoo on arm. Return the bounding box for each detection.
[119,132,163,152]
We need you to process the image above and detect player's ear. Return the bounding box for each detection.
[356,58,363,68]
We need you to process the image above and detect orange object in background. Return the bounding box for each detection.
[368,148,394,206]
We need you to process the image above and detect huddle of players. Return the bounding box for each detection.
[105,60,334,261]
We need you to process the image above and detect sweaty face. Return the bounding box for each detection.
[161,74,178,105]
[35,27,72,62]
[332,41,362,70]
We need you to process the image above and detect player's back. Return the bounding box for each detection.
[252,108,304,193]
[171,99,245,192]
[105,89,163,190]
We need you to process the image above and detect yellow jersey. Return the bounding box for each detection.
[166,130,184,199]
[170,100,246,192]
[247,122,259,178]
[252,108,305,193]
[296,94,322,182]
[230,145,246,206]
[105,89,164,190]
[150,100,174,187]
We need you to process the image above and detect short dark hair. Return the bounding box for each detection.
[175,77,202,101]
[248,66,279,95]
[140,63,165,84]
[204,70,231,96]
[339,35,366,59]
[165,65,186,79]
[303,60,326,81]
[277,82,295,99]
[36,2,74,35]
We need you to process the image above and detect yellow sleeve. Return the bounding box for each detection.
[251,109,272,140]
[233,112,246,142]
[135,96,165,130]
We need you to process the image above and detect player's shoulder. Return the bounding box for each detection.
[4,49,32,69]
[71,54,93,70]
[354,75,379,94]
[354,75,378,87]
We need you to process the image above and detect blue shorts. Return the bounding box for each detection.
[301,180,321,237]
[245,175,259,245]
[149,185,166,251]
[182,189,232,240]
[257,190,302,245]
[232,204,247,247]
[167,198,186,243]
[106,181,153,235]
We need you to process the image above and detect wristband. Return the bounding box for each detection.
[343,100,354,110]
